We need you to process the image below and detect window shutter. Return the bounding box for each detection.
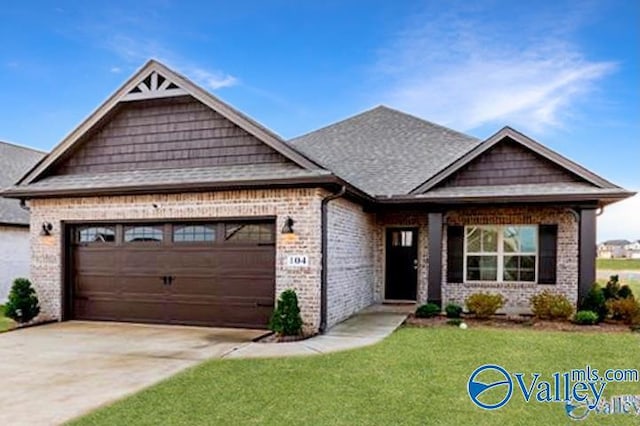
[447,226,464,283]
[538,225,558,284]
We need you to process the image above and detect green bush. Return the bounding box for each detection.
[444,303,463,319]
[530,291,574,321]
[574,310,599,325]
[581,283,607,322]
[618,285,634,300]
[603,275,621,300]
[269,289,303,336]
[446,318,463,326]
[606,297,640,325]
[415,303,440,318]
[465,293,505,319]
[4,278,40,323]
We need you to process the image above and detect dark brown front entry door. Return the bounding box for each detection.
[385,228,418,300]
[70,221,275,329]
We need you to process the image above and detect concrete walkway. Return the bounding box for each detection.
[225,304,412,359]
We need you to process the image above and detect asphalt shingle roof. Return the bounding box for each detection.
[289,106,480,196]
[409,182,623,199]
[10,163,331,194]
[0,142,44,225]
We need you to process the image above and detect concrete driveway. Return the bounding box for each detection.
[0,321,264,425]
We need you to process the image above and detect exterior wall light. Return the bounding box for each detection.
[40,222,53,236]
[281,217,295,234]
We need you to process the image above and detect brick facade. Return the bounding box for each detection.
[29,189,324,332]
[442,206,579,312]
[325,198,376,327]
[28,193,581,332]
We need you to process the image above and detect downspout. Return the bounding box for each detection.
[19,199,30,211]
[320,185,347,334]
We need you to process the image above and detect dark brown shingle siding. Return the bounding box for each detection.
[440,138,583,188]
[52,96,291,175]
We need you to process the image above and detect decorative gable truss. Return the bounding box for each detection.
[122,70,188,101]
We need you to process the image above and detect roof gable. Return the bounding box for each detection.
[434,137,583,188]
[49,96,295,175]
[19,60,320,185]
[412,127,618,194]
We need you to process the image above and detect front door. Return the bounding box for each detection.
[385,227,418,300]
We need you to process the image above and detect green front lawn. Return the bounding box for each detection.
[597,258,640,270]
[72,327,639,425]
[0,305,14,332]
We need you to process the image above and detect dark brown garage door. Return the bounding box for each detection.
[69,221,275,328]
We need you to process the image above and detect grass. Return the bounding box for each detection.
[0,305,15,332]
[71,327,640,426]
[597,258,640,270]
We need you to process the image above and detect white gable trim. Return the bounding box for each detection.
[122,70,188,101]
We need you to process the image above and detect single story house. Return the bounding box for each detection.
[0,142,45,301]
[3,60,634,332]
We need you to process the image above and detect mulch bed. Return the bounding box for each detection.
[405,314,634,333]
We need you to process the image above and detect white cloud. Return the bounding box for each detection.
[103,34,238,90]
[598,193,640,242]
[185,67,238,90]
[110,66,122,74]
[375,8,616,133]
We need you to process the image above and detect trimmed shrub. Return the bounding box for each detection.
[4,278,40,323]
[445,303,463,319]
[606,297,640,325]
[415,303,440,318]
[603,275,621,300]
[530,291,574,321]
[574,310,599,325]
[465,293,505,319]
[618,285,634,300]
[269,289,303,336]
[581,283,607,322]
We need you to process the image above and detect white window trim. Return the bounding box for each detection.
[463,225,538,283]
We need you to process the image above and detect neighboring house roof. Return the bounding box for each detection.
[289,106,480,196]
[601,239,631,246]
[0,141,45,225]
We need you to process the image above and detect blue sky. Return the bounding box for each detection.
[0,0,638,240]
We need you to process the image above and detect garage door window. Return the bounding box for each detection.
[77,226,115,243]
[173,224,216,242]
[124,225,164,243]
[224,223,274,243]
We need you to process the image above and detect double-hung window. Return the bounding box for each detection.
[464,225,537,282]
